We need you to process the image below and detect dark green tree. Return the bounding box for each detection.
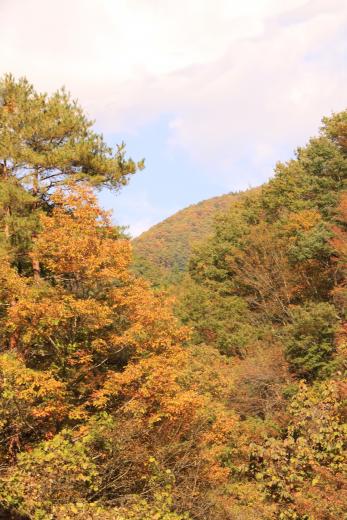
[0,74,143,197]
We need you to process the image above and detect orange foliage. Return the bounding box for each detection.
[0,353,68,454]
[33,185,131,285]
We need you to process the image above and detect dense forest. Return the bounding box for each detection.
[0,75,346,520]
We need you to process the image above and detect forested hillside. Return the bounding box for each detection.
[132,192,247,285]
[0,74,346,520]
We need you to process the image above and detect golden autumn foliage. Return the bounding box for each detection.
[0,78,346,520]
[0,353,68,455]
[33,187,131,285]
[0,182,238,519]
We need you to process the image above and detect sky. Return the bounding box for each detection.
[1,0,347,236]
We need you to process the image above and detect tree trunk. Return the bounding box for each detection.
[32,254,41,282]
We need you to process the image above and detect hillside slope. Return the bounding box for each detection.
[132,191,244,284]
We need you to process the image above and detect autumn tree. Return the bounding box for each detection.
[250,381,347,519]
[0,74,143,278]
[0,184,238,519]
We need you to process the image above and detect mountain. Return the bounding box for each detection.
[132,191,245,285]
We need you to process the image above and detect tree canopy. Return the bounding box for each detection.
[0,75,345,520]
[0,74,143,196]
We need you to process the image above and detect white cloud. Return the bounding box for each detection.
[100,187,178,238]
[1,0,346,194]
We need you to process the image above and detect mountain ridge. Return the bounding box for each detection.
[131,189,255,285]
